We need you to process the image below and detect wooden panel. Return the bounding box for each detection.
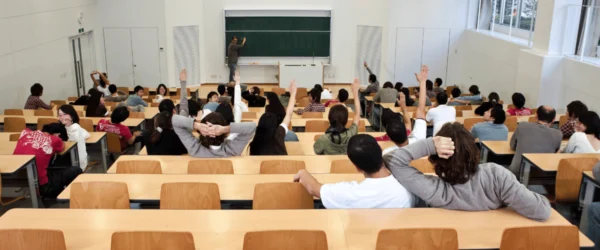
[330,159,358,174]
[306,120,329,132]
[70,182,130,209]
[160,183,221,210]
[243,230,327,250]
[376,228,458,250]
[3,117,25,132]
[260,160,306,174]
[555,158,600,202]
[111,231,195,250]
[500,226,579,250]
[116,160,162,174]
[253,183,313,209]
[0,229,66,250]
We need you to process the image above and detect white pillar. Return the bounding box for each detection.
[532,0,582,55]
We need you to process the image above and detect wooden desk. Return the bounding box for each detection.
[480,141,515,163]
[0,115,144,128]
[244,118,371,128]
[297,132,393,156]
[58,173,364,201]
[109,155,350,174]
[246,107,353,119]
[0,141,76,156]
[0,208,591,250]
[138,141,304,156]
[521,154,600,187]
[0,155,39,208]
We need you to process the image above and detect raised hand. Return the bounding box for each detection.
[289,80,297,96]
[433,136,455,159]
[363,61,368,68]
[179,69,187,82]
[415,65,429,83]
[234,71,241,84]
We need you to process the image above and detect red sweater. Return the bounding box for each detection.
[13,129,64,185]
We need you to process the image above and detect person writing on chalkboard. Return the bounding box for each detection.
[227,36,247,82]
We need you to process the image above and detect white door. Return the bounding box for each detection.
[394,28,424,86]
[131,28,161,88]
[78,33,94,92]
[69,32,96,96]
[104,28,134,87]
[422,28,450,85]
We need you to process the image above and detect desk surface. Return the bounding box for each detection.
[481,141,515,155]
[0,155,35,174]
[0,208,591,250]
[58,173,364,201]
[110,155,350,174]
[0,141,76,155]
[0,115,144,128]
[243,118,371,127]
[0,132,105,144]
[524,154,600,172]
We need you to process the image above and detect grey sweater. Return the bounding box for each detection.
[509,122,563,174]
[383,138,551,221]
[374,88,399,103]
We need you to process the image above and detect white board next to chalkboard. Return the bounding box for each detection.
[278,63,324,89]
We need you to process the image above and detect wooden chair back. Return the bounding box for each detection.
[242,112,257,119]
[253,183,313,209]
[105,101,118,108]
[143,87,150,96]
[528,116,538,123]
[176,88,191,97]
[111,231,195,250]
[555,158,600,202]
[76,110,84,117]
[106,133,123,154]
[376,228,458,250]
[50,100,67,107]
[187,160,234,174]
[117,87,129,94]
[285,142,305,156]
[4,117,26,132]
[70,182,130,209]
[507,104,515,110]
[243,230,327,250]
[559,115,568,128]
[297,97,311,107]
[410,158,436,173]
[79,119,94,132]
[455,105,472,111]
[151,103,159,107]
[0,229,67,250]
[346,120,366,132]
[34,109,54,116]
[259,160,306,174]
[500,226,579,250]
[160,182,221,210]
[129,112,145,119]
[463,118,484,131]
[296,88,308,98]
[68,96,79,102]
[455,109,463,117]
[37,118,57,130]
[302,112,323,118]
[4,109,23,115]
[306,120,329,132]
[330,159,358,173]
[445,86,456,96]
[116,160,162,174]
[9,133,21,142]
[271,87,286,96]
[461,110,475,117]
[504,116,518,132]
[531,108,538,115]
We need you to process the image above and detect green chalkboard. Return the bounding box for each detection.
[225,16,331,57]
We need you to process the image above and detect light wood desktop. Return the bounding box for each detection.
[0,208,591,250]
[0,115,144,128]
[0,155,39,208]
[480,140,515,163]
[58,173,364,201]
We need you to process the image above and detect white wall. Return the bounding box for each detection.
[562,58,600,113]
[95,0,168,86]
[0,0,97,110]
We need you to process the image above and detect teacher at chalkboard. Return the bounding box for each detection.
[227,36,247,82]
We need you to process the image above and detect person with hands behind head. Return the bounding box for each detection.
[295,134,413,209]
[313,78,362,155]
[383,123,551,221]
[172,69,256,158]
[249,80,297,155]
[91,70,111,97]
[58,105,90,171]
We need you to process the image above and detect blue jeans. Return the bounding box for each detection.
[587,202,600,250]
[229,63,237,82]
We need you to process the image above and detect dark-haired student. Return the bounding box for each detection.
[560,100,588,138]
[218,84,231,104]
[295,88,326,115]
[203,91,220,112]
[155,84,169,102]
[449,85,482,105]
[172,69,256,158]
[471,104,508,141]
[242,86,266,107]
[314,78,361,155]
[85,89,108,117]
[425,80,436,98]
[142,111,187,155]
[24,83,54,110]
[426,91,456,136]
[324,89,349,107]
[447,87,463,106]
[97,106,141,149]
[91,70,111,97]
[394,82,403,93]
[383,123,551,221]
[507,92,532,116]
[58,105,90,171]
[474,92,501,116]
[265,93,299,142]
[412,87,432,107]
[562,111,600,153]
[295,134,413,209]
[13,123,82,197]
[249,81,297,155]
[104,85,128,102]
[372,82,399,130]
[359,62,380,117]
[126,85,148,108]
[433,78,444,95]
[509,106,562,175]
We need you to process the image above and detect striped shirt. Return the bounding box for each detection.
[24,96,52,110]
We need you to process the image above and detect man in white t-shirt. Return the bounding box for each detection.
[293,134,413,209]
[426,91,456,135]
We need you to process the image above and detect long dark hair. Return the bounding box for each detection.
[59,105,80,124]
[99,73,108,88]
[326,105,349,144]
[86,89,106,117]
[579,111,600,140]
[151,111,173,144]
[265,93,285,124]
[249,113,287,155]
[156,84,168,96]
[429,123,480,185]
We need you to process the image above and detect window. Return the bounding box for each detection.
[477,0,538,46]
[563,2,600,65]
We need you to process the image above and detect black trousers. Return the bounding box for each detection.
[39,166,82,198]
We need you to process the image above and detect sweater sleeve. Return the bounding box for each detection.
[171,114,201,154]
[223,122,256,156]
[496,166,551,221]
[179,81,189,117]
[234,83,242,123]
[313,137,325,155]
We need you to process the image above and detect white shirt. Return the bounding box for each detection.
[382,119,428,155]
[426,104,456,135]
[563,132,600,153]
[65,123,90,171]
[97,85,111,97]
[233,82,249,123]
[321,90,333,100]
[320,175,413,209]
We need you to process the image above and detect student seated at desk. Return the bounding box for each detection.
[85,89,108,117]
[265,93,299,142]
[242,87,266,107]
[324,89,348,108]
[426,92,456,136]
[249,81,297,155]
[97,106,141,150]
[176,75,202,119]
[474,92,501,116]
[425,80,436,99]
[562,111,600,154]
[218,84,231,104]
[295,88,325,115]
[142,111,187,155]
[384,123,551,221]
[13,123,82,198]
[372,82,399,130]
[314,79,361,155]
[295,134,413,209]
[447,88,464,106]
[560,100,588,139]
[125,85,148,110]
[449,85,483,105]
[203,91,220,112]
[104,85,128,103]
[91,70,111,97]
[471,104,508,141]
[24,83,54,110]
[58,105,90,171]
[433,78,444,95]
[155,84,168,102]
[70,88,94,106]
[506,92,532,116]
